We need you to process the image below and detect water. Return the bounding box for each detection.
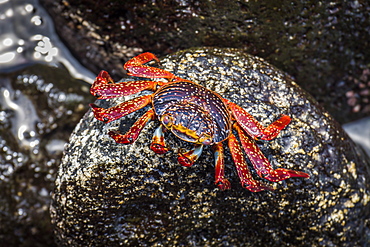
[0,0,94,245]
[0,0,94,82]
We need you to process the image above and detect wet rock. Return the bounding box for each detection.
[51,48,370,246]
[0,64,93,246]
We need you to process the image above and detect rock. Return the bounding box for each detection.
[0,64,93,246]
[51,48,370,246]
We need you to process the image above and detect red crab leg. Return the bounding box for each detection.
[234,123,310,182]
[90,70,159,99]
[213,142,231,190]
[108,109,155,144]
[225,99,291,141]
[177,144,204,167]
[124,52,181,81]
[227,132,274,192]
[150,125,169,154]
[90,94,152,123]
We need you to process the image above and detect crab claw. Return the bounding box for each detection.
[263,168,310,182]
[177,145,204,167]
[177,155,193,167]
[150,143,169,154]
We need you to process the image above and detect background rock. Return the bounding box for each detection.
[0,64,93,246]
[40,0,370,123]
[51,48,370,246]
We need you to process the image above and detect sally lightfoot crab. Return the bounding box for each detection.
[90,52,309,192]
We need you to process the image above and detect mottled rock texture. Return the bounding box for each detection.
[51,48,370,246]
[41,0,370,123]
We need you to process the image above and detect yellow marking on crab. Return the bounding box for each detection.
[170,124,200,140]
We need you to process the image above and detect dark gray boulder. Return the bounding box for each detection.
[51,48,370,246]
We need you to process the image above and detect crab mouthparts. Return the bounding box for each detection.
[171,124,201,142]
[164,123,211,145]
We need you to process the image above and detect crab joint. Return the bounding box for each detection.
[198,133,213,145]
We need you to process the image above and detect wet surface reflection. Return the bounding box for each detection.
[0,0,94,245]
[0,0,94,82]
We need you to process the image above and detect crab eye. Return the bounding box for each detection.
[161,114,173,128]
[199,134,212,145]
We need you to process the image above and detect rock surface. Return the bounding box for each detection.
[40,0,370,123]
[51,48,370,246]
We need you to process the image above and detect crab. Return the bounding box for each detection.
[90,52,309,192]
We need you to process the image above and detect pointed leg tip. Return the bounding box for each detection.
[297,171,310,178]
[242,182,274,192]
[98,70,112,81]
[279,168,310,179]
[215,179,231,190]
[264,168,310,182]
[279,114,292,124]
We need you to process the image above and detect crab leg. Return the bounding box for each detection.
[90,70,160,99]
[213,143,231,190]
[108,109,155,144]
[227,132,274,192]
[234,123,309,182]
[225,99,291,141]
[150,125,170,154]
[177,144,204,167]
[124,52,181,81]
[90,94,152,123]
